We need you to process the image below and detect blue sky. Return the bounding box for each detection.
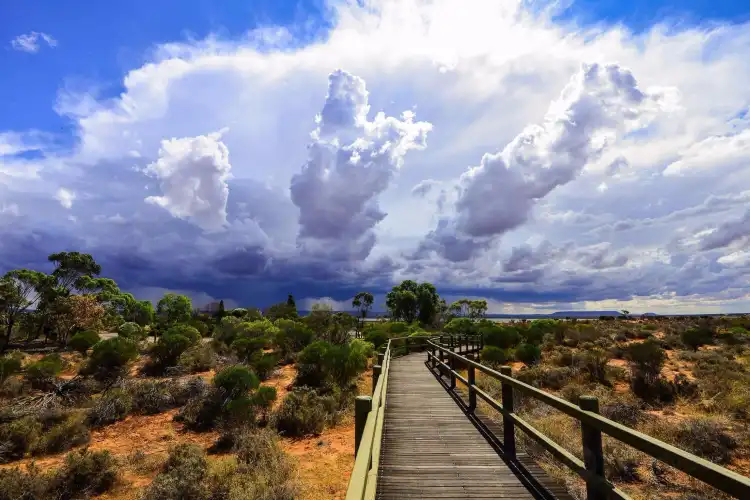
[2,0,750,313]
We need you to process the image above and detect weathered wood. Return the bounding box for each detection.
[377,353,535,499]
[500,366,516,460]
[355,396,373,456]
[579,396,605,500]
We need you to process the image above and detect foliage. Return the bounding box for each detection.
[156,293,192,326]
[33,414,90,455]
[0,269,50,352]
[127,379,175,414]
[264,302,298,321]
[0,463,49,500]
[48,449,118,499]
[52,294,105,345]
[480,346,507,367]
[673,417,737,464]
[386,280,440,324]
[274,319,314,355]
[681,327,714,351]
[25,353,64,388]
[515,343,541,365]
[448,298,488,319]
[165,324,201,344]
[251,353,279,381]
[0,416,42,462]
[214,365,260,398]
[144,443,207,500]
[302,304,354,344]
[178,343,217,373]
[83,337,138,380]
[68,330,101,355]
[296,339,373,388]
[363,328,390,349]
[87,389,133,427]
[273,388,334,436]
[0,352,22,383]
[128,299,155,326]
[352,292,374,320]
[625,340,666,377]
[150,334,193,370]
[482,325,521,349]
[117,321,144,340]
[444,317,475,335]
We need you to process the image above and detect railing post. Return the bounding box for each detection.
[468,364,476,413]
[449,353,456,390]
[372,365,381,395]
[354,396,372,456]
[377,350,385,367]
[431,345,437,369]
[500,366,516,459]
[579,396,606,500]
[405,337,411,354]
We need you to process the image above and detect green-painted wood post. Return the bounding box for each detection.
[580,396,606,500]
[372,365,381,395]
[377,350,384,367]
[500,366,516,459]
[449,353,456,389]
[354,396,372,456]
[468,365,476,413]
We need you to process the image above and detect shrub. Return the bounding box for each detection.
[118,322,143,340]
[25,354,63,388]
[214,365,260,398]
[600,399,643,427]
[33,414,91,455]
[482,326,520,349]
[250,353,279,381]
[0,416,42,462]
[69,330,101,355]
[0,353,22,383]
[175,389,225,431]
[144,444,207,500]
[0,464,49,500]
[603,440,641,482]
[516,366,573,390]
[296,339,372,388]
[165,324,201,345]
[253,386,277,421]
[363,329,390,349]
[127,379,179,414]
[444,317,475,335]
[625,340,666,377]
[480,346,507,367]
[274,319,314,354]
[572,349,610,384]
[87,389,133,427]
[681,327,714,351]
[231,336,266,362]
[178,343,217,373]
[150,334,192,369]
[168,376,210,406]
[273,389,332,437]
[83,337,138,380]
[673,417,737,464]
[49,449,118,499]
[515,343,541,365]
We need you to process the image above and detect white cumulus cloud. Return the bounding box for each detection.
[10,32,57,53]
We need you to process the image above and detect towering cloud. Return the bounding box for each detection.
[144,131,232,232]
[424,63,676,261]
[290,70,432,258]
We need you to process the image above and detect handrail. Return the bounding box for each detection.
[426,339,750,499]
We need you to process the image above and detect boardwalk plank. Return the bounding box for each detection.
[376,353,536,500]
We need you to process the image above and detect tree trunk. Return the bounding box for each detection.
[1,320,14,354]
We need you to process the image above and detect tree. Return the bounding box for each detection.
[156,293,192,327]
[217,300,226,320]
[52,294,105,345]
[48,252,102,294]
[286,294,296,309]
[352,292,374,337]
[0,270,49,353]
[129,300,154,326]
[386,280,440,325]
[468,300,488,319]
[265,302,298,321]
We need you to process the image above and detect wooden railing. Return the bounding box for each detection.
[426,340,750,500]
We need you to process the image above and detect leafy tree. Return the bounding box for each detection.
[481,346,507,368]
[352,292,374,337]
[48,252,102,294]
[164,324,201,345]
[515,343,542,365]
[129,300,155,326]
[386,280,440,325]
[286,294,296,309]
[118,322,144,340]
[274,319,314,355]
[482,325,520,349]
[150,334,192,369]
[265,302,298,321]
[83,337,138,380]
[0,270,50,353]
[468,300,488,319]
[213,365,260,398]
[156,293,192,328]
[53,294,105,345]
[217,300,226,320]
[444,317,476,335]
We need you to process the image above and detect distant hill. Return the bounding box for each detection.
[549,310,623,318]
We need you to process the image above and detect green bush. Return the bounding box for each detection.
[118,322,143,340]
[625,340,666,377]
[87,389,133,428]
[33,414,91,455]
[250,353,279,381]
[572,349,610,384]
[150,334,192,369]
[363,329,390,349]
[144,444,207,500]
[0,464,49,500]
[673,417,737,464]
[273,389,332,437]
[295,339,372,388]
[0,416,42,462]
[127,380,174,414]
[444,318,475,335]
[516,366,573,390]
[681,327,714,351]
[175,389,225,431]
[25,354,64,388]
[231,336,266,362]
[83,337,138,380]
[480,346,507,367]
[165,324,201,345]
[253,386,277,421]
[69,330,101,355]
[515,343,541,365]
[214,365,260,398]
[178,343,217,373]
[0,353,22,383]
[482,326,520,349]
[48,449,118,499]
[274,319,314,354]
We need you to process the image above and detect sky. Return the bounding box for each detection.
[2,0,750,315]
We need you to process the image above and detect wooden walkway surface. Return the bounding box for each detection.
[376,352,536,499]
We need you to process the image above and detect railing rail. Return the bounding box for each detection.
[426,339,750,500]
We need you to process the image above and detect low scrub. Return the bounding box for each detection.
[178,343,217,373]
[673,417,737,464]
[87,389,133,427]
[0,464,49,500]
[144,443,207,500]
[25,354,63,389]
[127,379,175,414]
[0,352,23,383]
[68,330,101,355]
[515,343,541,365]
[32,413,91,456]
[272,388,336,437]
[118,322,144,341]
[295,339,372,388]
[82,337,138,380]
[0,416,42,462]
[148,333,193,372]
[480,346,507,367]
[48,449,119,499]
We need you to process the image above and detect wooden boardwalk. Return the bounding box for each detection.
[377,353,536,499]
